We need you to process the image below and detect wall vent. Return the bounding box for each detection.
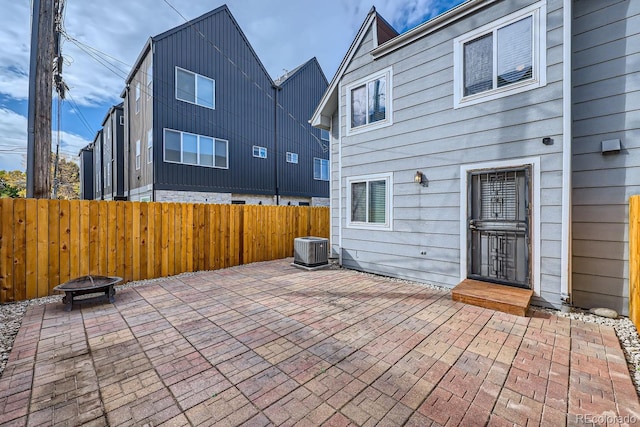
[294,237,328,267]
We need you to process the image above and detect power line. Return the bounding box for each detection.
[65,32,327,160]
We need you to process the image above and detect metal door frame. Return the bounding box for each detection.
[466,166,532,289]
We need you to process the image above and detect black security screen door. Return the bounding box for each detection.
[468,167,531,288]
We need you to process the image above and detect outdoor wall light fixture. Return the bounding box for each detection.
[414,171,428,187]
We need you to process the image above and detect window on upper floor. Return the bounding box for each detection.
[147,63,153,99]
[147,129,153,163]
[253,146,267,159]
[453,1,546,108]
[176,67,215,109]
[320,129,330,142]
[347,173,393,230]
[135,83,141,113]
[313,158,329,181]
[346,67,393,135]
[135,140,141,170]
[286,152,298,164]
[164,129,228,169]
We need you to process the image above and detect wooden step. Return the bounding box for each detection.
[451,279,533,317]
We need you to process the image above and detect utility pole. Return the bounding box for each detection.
[27,0,55,198]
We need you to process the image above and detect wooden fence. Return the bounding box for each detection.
[630,196,640,329]
[0,199,329,303]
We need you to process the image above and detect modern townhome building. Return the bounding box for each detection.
[78,145,93,200]
[311,0,639,314]
[100,103,126,201]
[117,4,329,205]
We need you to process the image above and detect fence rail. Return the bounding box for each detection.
[0,199,329,303]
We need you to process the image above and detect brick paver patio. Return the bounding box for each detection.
[1,259,639,426]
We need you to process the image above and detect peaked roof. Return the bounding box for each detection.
[309,7,380,129]
[310,0,497,129]
[274,57,328,87]
[125,4,274,87]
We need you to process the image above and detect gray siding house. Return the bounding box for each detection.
[311,0,639,314]
[121,5,329,205]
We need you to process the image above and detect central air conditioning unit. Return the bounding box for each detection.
[294,237,328,268]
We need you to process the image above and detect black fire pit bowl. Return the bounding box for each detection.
[53,275,123,312]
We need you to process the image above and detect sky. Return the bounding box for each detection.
[0,0,465,172]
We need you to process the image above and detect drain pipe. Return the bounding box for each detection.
[560,0,572,304]
[273,84,280,205]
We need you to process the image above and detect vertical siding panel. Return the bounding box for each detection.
[47,200,61,295]
[106,201,117,277]
[88,201,99,275]
[168,203,176,276]
[24,199,37,300]
[116,201,126,280]
[97,201,108,276]
[79,201,90,276]
[173,202,183,274]
[13,200,26,300]
[630,196,640,328]
[124,202,133,282]
[35,200,48,298]
[58,200,71,286]
[139,202,149,280]
[0,199,14,303]
[132,202,141,281]
[161,202,169,277]
[69,199,80,279]
[146,203,156,279]
[154,203,163,278]
[199,203,207,269]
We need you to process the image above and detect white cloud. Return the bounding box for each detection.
[0,108,90,172]
[0,0,461,171]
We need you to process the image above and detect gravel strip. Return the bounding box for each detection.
[1,271,639,399]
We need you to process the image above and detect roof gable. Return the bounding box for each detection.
[309,7,379,128]
[275,57,328,87]
[126,4,274,87]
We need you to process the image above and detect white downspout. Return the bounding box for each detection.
[560,0,572,303]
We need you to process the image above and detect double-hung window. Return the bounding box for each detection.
[347,173,392,230]
[135,140,141,170]
[453,1,546,108]
[253,146,267,159]
[135,83,140,113]
[313,158,329,181]
[164,129,228,168]
[346,67,392,135]
[147,129,153,163]
[286,152,298,164]
[147,64,153,99]
[176,67,215,109]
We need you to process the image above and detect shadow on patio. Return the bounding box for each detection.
[1,259,639,426]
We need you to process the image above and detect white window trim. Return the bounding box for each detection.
[147,129,153,164]
[135,139,141,170]
[253,145,267,159]
[459,157,541,297]
[344,66,393,136]
[346,172,393,231]
[135,82,141,114]
[313,157,330,181]
[453,0,547,109]
[175,66,216,109]
[119,116,124,126]
[162,128,229,169]
[286,152,298,164]
[147,63,153,100]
